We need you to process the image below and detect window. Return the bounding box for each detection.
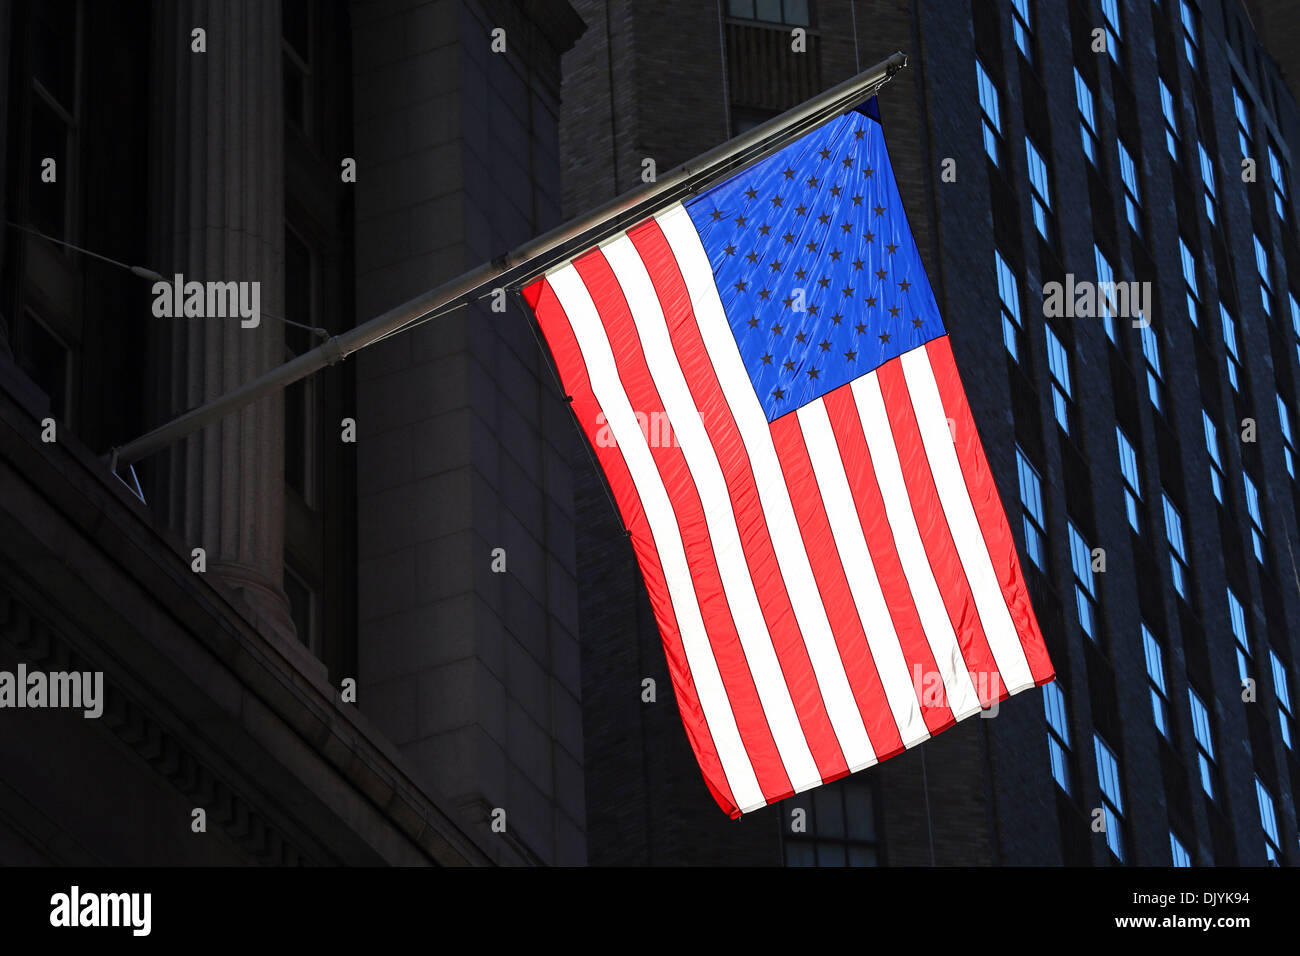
[1170,830,1192,867]
[1271,650,1294,751]
[1180,0,1199,71]
[1025,137,1053,243]
[1254,234,1273,317]
[1095,245,1118,342]
[1220,304,1241,391]
[1179,238,1200,327]
[1232,83,1253,158]
[976,60,1004,167]
[1243,473,1266,565]
[284,227,319,506]
[1189,689,1216,800]
[1142,623,1171,737]
[1197,142,1217,225]
[726,0,810,26]
[1044,680,1073,794]
[1163,493,1189,598]
[781,775,881,866]
[283,562,319,655]
[1099,0,1122,66]
[1278,394,1296,478]
[1118,141,1142,234]
[1075,69,1099,163]
[1068,522,1098,640]
[1292,292,1300,365]
[1268,143,1289,222]
[1017,447,1047,570]
[1159,77,1180,162]
[1228,586,1251,685]
[1117,427,1143,533]
[1011,0,1034,64]
[282,0,313,134]
[1256,777,1281,864]
[1045,326,1075,435]
[1139,322,1164,412]
[1202,409,1225,503]
[996,250,1024,361]
[1094,734,1125,861]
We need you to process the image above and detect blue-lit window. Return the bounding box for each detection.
[1117,426,1142,533]
[1043,680,1073,794]
[1045,325,1074,435]
[1220,303,1241,391]
[1189,689,1216,800]
[1179,237,1199,326]
[1269,143,1289,222]
[1099,0,1122,65]
[1075,69,1098,163]
[1277,394,1295,478]
[976,60,1004,167]
[1159,77,1180,161]
[1095,245,1117,341]
[1118,141,1142,234]
[1243,473,1265,565]
[1197,142,1217,225]
[1142,623,1170,737]
[1291,292,1300,365]
[1025,137,1053,242]
[1202,409,1225,503]
[996,250,1023,361]
[1228,586,1251,685]
[1162,493,1189,599]
[1271,650,1294,751]
[1254,234,1273,316]
[1139,321,1163,412]
[1094,734,1125,860]
[1256,777,1280,865]
[1180,0,1199,71]
[1011,0,1034,64]
[1069,521,1098,640]
[1233,83,1253,158]
[1170,831,1192,867]
[1017,446,1046,570]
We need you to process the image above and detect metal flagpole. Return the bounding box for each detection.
[110,51,908,468]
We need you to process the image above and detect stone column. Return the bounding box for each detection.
[148,0,294,642]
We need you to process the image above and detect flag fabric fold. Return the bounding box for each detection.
[523,99,1055,818]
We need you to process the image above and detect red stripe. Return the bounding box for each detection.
[627,219,850,785]
[925,337,1055,684]
[523,277,742,815]
[769,409,907,761]
[876,358,1003,707]
[822,383,956,734]
[568,252,795,804]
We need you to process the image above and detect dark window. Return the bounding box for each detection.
[781,775,881,866]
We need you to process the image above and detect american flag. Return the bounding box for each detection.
[523,100,1055,817]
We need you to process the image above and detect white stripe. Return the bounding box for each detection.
[656,204,877,777]
[601,236,826,789]
[796,399,932,748]
[546,264,766,811]
[901,348,1036,694]
[851,372,984,720]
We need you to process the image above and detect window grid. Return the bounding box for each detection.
[996,250,1024,361]
[1254,234,1273,317]
[1243,473,1266,565]
[1075,69,1098,164]
[1139,322,1164,412]
[1117,426,1143,533]
[1197,141,1217,225]
[1142,623,1170,737]
[1228,587,1251,686]
[976,61,1003,167]
[1180,0,1199,71]
[1011,0,1034,64]
[1096,245,1118,342]
[1179,238,1200,327]
[1232,83,1253,158]
[1278,395,1296,479]
[1094,733,1125,861]
[1256,777,1280,864]
[1159,77,1180,161]
[1045,326,1074,435]
[1043,680,1073,795]
[1271,650,1294,751]
[1203,409,1225,503]
[1017,447,1047,570]
[1118,141,1142,234]
[1025,137,1053,243]
[1268,143,1289,222]
[1069,522,1098,641]
[1163,493,1189,599]
[1099,0,1122,66]
[1170,830,1192,867]
[1221,304,1241,391]
[1189,689,1216,800]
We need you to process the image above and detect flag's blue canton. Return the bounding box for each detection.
[685,107,946,422]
